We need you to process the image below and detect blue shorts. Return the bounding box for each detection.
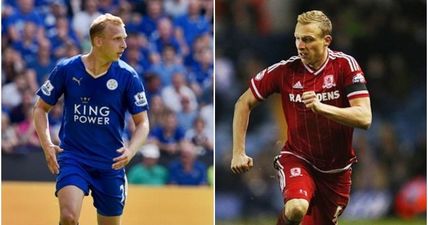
[56,157,127,216]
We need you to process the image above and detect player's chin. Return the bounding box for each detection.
[301,58,311,65]
[114,53,123,60]
[112,55,121,61]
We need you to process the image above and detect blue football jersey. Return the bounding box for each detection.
[37,55,149,169]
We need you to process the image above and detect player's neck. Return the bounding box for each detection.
[308,49,328,70]
[82,53,112,78]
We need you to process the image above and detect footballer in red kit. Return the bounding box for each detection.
[231,10,372,225]
[251,48,368,172]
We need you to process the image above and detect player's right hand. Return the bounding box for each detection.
[42,144,63,175]
[231,154,254,174]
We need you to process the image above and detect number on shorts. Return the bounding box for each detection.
[332,206,343,225]
[120,185,125,204]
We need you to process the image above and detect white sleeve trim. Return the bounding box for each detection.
[347,90,369,98]
[251,78,265,100]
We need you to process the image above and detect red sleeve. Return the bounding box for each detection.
[340,53,370,100]
[249,61,285,101]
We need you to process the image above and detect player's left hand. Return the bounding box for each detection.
[302,91,322,112]
[112,147,135,170]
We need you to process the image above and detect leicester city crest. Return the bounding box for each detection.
[106,79,118,90]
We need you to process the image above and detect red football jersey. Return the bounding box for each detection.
[250,49,369,172]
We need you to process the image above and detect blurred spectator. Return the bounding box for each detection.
[161,72,198,113]
[15,107,40,150]
[199,102,213,139]
[164,0,189,19]
[394,176,427,219]
[200,0,213,23]
[185,116,212,165]
[148,109,185,156]
[9,89,35,124]
[48,16,80,60]
[188,46,213,96]
[2,72,28,111]
[147,95,165,129]
[71,0,101,47]
[141,0,165,38]
[4,0,45,43]
[72,0,101,42]
[375,123,409,191]
[64,42,81,58]
[2,112,19,154]
[183,33,210,72]
[168,141,207,185]
[11,21,40,63]
[42,0,68,38]
[2,47,26,84]
[128,144,169,186]
[27,39,55,86]
[124,47,147,76]
[144,72,162,102]
[97,0,119,14]
[123,32,151,69]
[176,95,198,131]
[150,17,189,56]
[174,0,211,46]
[150,45,187,86]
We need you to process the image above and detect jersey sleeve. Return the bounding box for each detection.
[341,55,370,100]
[36,61,66,105]
[249,61,285,101]
[126,71,149,114]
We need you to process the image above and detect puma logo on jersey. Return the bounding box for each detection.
[292,81,303,89]
[73,77,83,85]
[289,90,340,103]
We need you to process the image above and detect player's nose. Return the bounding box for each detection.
[121,39,127,49]
[296,40,305,49]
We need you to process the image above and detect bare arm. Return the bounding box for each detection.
[231,89,259,174]
[113,111,150,170]
[302,91,372,129]
[33,98,63,174]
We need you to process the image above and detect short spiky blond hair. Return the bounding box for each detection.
[89,13,124,43]
[297,10,332,37]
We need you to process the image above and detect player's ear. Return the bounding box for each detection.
[324,35,332,47]
[93,35,103,47]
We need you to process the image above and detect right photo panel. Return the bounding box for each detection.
[215,1,426,225]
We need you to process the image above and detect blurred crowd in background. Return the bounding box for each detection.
[216,0,426,221]
[2,0,213,186]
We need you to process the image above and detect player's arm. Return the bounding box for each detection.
[113,111,150,170]
[33,97,63,174]
[231,89,259,174]
[302,92,372,129]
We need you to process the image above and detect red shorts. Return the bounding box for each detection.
[275,154,352,225]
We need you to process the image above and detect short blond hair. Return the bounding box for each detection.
[297,10,332,37]
[89,13,124,43]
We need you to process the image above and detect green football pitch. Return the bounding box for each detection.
[217,217,426,225]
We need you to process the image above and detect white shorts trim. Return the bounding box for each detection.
[280,151,353,174]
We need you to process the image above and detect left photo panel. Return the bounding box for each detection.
[2,0,213,225]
